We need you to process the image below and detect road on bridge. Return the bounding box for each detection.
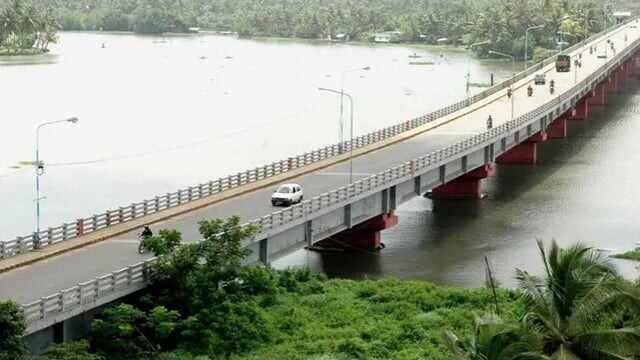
[1,21,639,305]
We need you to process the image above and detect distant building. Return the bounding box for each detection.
[374,31,403,43]
[332,33,351,42]
[613,11,632,24]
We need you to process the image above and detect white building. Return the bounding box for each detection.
[374,31,403,43]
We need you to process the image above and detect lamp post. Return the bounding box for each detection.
[489,50,516,121]
[319,87,355,184]
[339,66,370,153]
[525,25,544,71]
[34,117,79,247]
[466,40,490,98]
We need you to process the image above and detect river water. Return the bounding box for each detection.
[2,32,638,288]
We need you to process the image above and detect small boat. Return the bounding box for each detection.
[408,52,422,59]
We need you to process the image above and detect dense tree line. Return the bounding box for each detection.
[0,0,58,54]
[1,0,638,57]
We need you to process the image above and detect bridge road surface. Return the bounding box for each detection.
[1,22,639,305]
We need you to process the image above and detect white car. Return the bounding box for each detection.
[271,183,304,206]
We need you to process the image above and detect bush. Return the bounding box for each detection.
[38,341,102,360]
[0,301,26,360]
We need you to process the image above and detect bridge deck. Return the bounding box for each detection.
[1,22,638,305]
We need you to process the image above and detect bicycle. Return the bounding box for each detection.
[138,232,151,254]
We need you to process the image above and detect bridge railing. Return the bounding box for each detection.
[3,20,629,261]
[20,20,640,333]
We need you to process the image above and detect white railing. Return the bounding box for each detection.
[19,21,640,332]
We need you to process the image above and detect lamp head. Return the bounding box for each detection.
[362,66,371,71]
[66,117,79,124]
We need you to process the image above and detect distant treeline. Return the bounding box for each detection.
[1,0,639,58]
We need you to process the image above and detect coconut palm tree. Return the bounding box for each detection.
[516,240,640,359]
[444,313,545,360]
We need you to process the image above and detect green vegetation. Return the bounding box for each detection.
[0,0,58,55]
[3,218,640,359]
[612,248,640,261]
[13,0,635,58]
[0,300,25,360]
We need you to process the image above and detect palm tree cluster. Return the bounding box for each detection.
[0,0,59,54]
[446,240,640,359]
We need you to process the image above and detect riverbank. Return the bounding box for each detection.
[0,48,47,56]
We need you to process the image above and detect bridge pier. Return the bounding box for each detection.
[547,117,568,139]
[589,82,608,106]
[430,164,495,199]
[496,131,547,164]
[317,212,398,251]
[571,99,589,121]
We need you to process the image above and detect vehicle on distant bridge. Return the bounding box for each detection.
[271,183,304,206]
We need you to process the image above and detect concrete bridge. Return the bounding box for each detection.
[2,18,640,353]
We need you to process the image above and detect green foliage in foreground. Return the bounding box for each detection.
[4,215,640,360]
[89,277,522,360]
[0,300,26,360]
[612,248,640,262]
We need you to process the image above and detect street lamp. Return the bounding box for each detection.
[466,40,490,98]
[339,66,370,153]
[319,87,355,184]
[489,50,516,76]
[34,117,79,247]
[525,25,544,71]
[489,50,516,121]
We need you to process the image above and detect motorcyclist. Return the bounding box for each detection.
[141,226,153,239]
[550,80,555,94]
[527,85,533,97]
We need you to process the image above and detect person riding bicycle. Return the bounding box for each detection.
[138,226,153,254]
[141,226,153,239]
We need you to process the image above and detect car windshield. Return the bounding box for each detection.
[277,186,291,194]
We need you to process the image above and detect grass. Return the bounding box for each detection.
[612,249,640,262]
[227,278,522,360]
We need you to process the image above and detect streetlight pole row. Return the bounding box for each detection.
[525,25,544,71]
[34,117,79,246]
[319,88,355,185]
[488,50,516,121]
[339,66,370,152]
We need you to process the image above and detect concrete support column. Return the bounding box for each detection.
[430,164,495,199]
[571,99,589,120]
[496,131,547,165]
[259,239,269,266]
[589,82,608,106]
[317,212,398,251]
[547,117,568,139]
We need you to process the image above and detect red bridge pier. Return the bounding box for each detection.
[317,212,398,252]
[430,164,496,199]
[496,131,548,165]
